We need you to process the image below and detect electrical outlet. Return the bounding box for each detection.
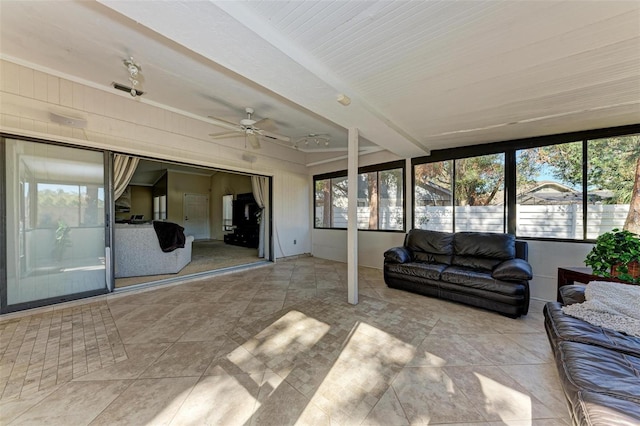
[294,239,297,244]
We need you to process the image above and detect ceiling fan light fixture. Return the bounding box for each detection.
[122,57,143,98]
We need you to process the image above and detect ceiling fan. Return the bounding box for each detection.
[208,107,291,149]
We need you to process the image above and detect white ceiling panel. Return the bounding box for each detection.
[1,0,639,160]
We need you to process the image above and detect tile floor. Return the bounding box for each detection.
[0,257,570,425]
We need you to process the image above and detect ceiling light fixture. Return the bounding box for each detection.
[337,94,351,106]
[123,57,143,97]
[294,133,331,149]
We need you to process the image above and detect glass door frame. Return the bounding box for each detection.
[0,134,112,314]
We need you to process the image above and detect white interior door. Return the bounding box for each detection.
[183,193,210,239]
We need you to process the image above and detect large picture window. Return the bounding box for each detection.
[314,161,405,231]
[414,161,453,231]
[412,126,640,241]
[454,154,505,233]
[516,142,583,238]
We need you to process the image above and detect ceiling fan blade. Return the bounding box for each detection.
[254,118,277,132]
[208,116,242,132]
[247,132,261,149]
[209,131,242,139]
[259,129,291,143]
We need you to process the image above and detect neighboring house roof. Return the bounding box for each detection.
[517,181,614,205]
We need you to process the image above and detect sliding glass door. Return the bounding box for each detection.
[3,138,108,312]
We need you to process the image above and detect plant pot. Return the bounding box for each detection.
[611,260,640,281]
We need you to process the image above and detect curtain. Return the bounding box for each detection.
[113,154,140,200]
[252,176,268,258]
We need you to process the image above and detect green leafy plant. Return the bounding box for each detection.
[53,220,72,261]
[585,228,640,284]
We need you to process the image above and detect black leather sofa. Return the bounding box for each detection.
[384,230,532,317]
[544,285,640,425]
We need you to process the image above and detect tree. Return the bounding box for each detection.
[625,156,640,233]
[415,155,508,206]
[537,136,640,233]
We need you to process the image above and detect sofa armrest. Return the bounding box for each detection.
[559,285,586,305]
[384,246,412,264]
[492,258,532,281]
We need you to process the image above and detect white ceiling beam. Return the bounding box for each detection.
[97,0,428,158]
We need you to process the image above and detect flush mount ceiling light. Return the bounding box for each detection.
[294,133,331,149]
[337,94,351,106]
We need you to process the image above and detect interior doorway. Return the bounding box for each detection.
[112,157,270,289]
[183,193,210,239]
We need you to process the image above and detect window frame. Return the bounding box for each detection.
[411,124,640,242]
[313,160,406,232]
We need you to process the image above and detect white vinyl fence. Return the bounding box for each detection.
[415,204,629,237]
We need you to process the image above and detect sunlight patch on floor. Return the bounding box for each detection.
[475,372,532,423]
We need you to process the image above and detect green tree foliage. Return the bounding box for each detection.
[536,136,640,204]
[455,155,504,206]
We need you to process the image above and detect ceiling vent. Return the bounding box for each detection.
[112,82,145,97]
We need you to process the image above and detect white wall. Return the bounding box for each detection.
[308,135,598,303]
[274,171,311,257]
[526,240,594,301]
[0,58,311,261]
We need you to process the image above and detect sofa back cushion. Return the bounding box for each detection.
[406,229,454,264]
[452,232,516,271]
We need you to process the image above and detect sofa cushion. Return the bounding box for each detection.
[544,302,640,357]
[451,255,502,272]
[406,230,454,265]
[572,390,640,426]
[555,341,640,402]
[385,262,448,281]
[491,259,532,281]
[384,246,412,264]
[454,232,515,259]
[440,266,527,297]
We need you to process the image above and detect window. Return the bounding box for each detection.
[454,154,505,233]
[587,134,640,238]
[37,183,104,228]
[314,161,405,231]
[412,125,640,241]
[414,161,453,231]
[516,142,583,238]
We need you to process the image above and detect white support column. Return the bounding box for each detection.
[347,127,359,305]
[405,158,412,231]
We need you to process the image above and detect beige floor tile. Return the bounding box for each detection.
[249,371,311,425]
[460,333,547,365]
[0,258,569,426]
[204,343,268,377]
[362,387,410,425]
[392,367,486,424]
[9,380,131,425]
[503,332,555,363]
[73,343,171,381]
[408,334,493,367]
[140,340,226,378]
[90,377,198,425]
[444,364,558,421]
[0,384,62,424]
[498,364,570,419]
[169,373,262,425]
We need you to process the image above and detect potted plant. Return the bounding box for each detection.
[52,220,72,262]
[585,228,640,284]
